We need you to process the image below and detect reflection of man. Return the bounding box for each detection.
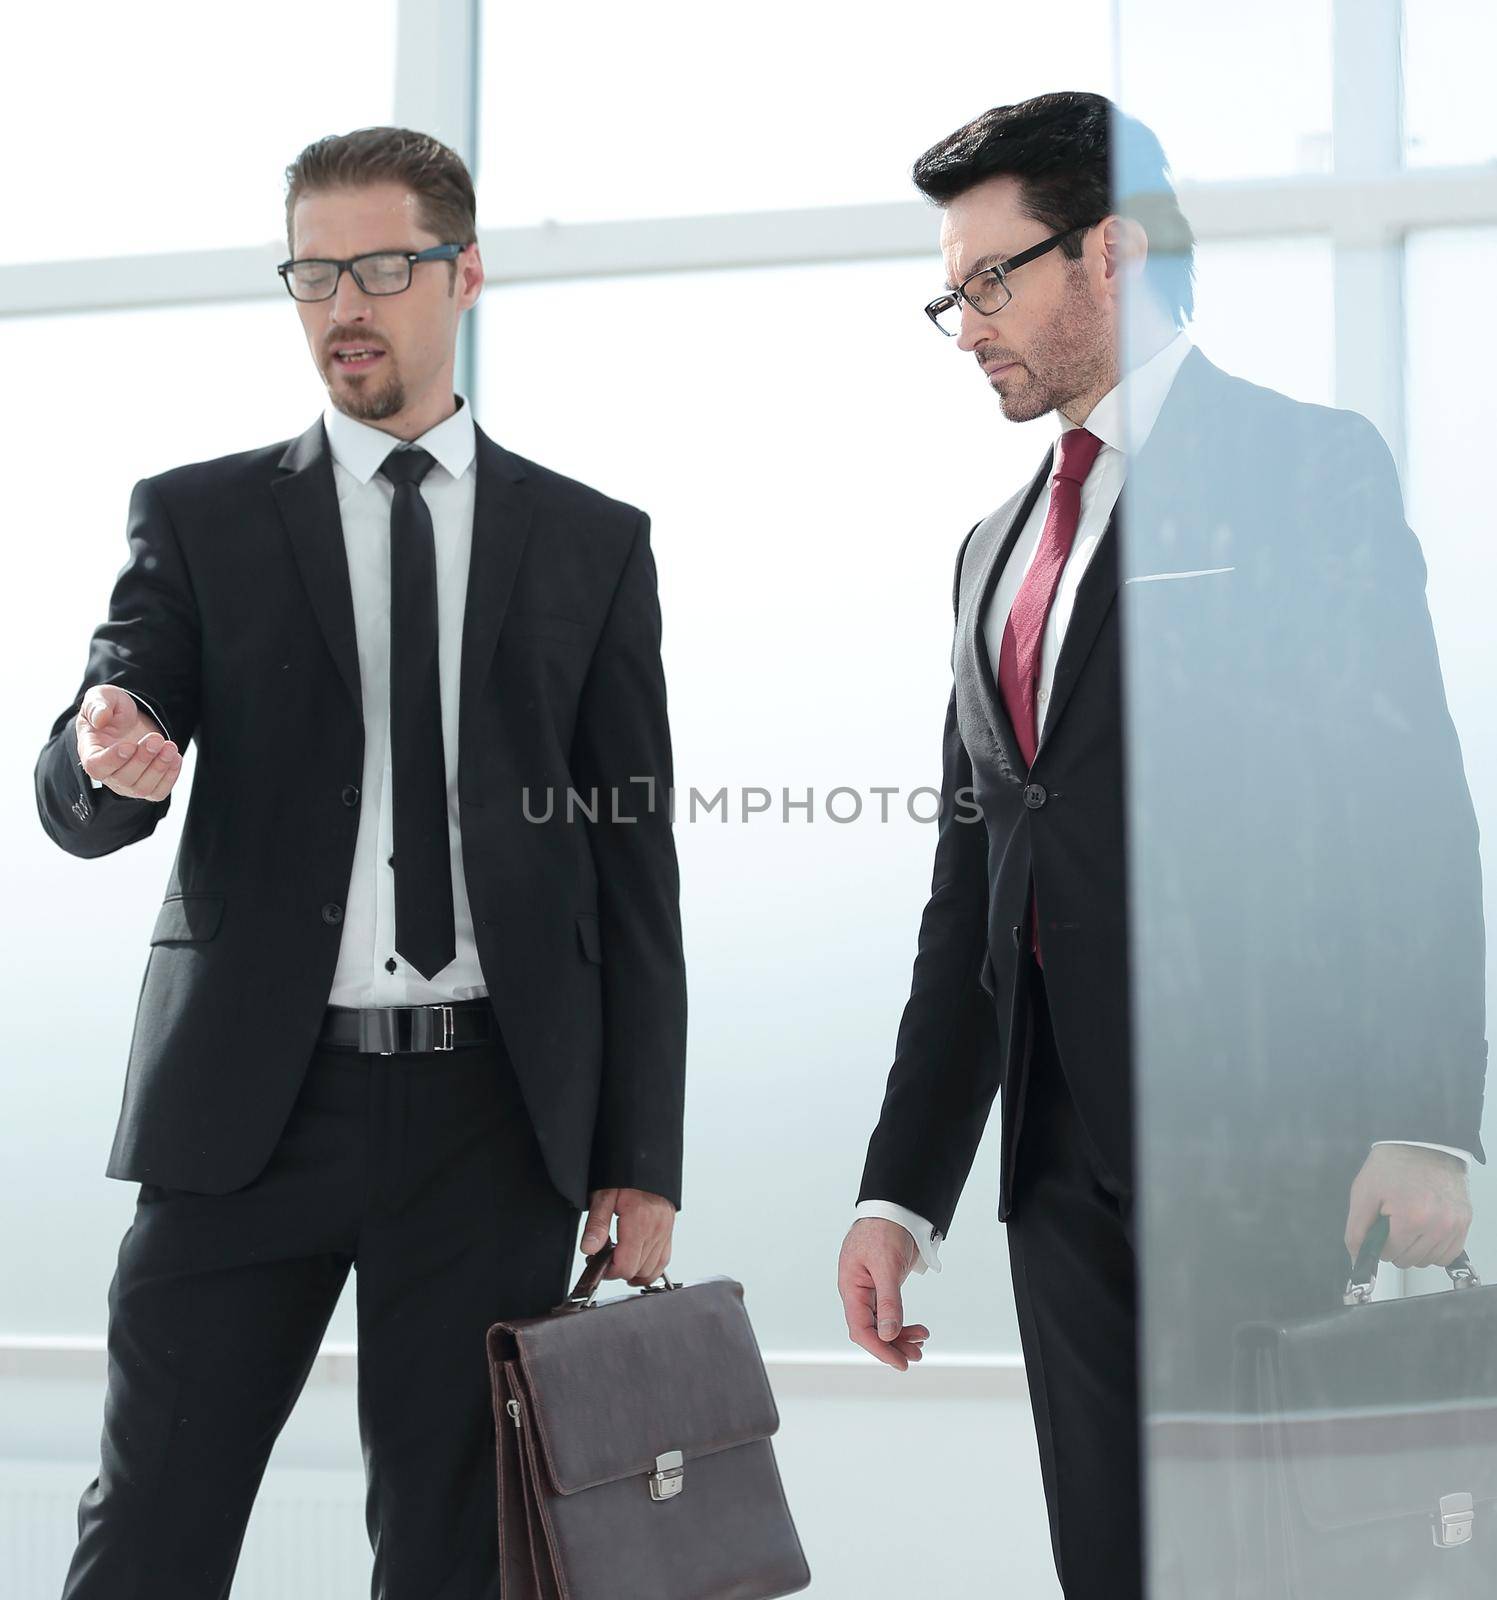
[836,91,1484,1597]
[36,127,685,1597]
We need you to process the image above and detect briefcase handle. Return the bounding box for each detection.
[1344,1214,1482,1305]
[561,1240,681,1310]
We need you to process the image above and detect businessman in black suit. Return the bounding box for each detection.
[836,94,1485,1597]
[35,126,686,1599]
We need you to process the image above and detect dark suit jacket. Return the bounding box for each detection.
[859,344,1487,1236]
[35,414,687,1211]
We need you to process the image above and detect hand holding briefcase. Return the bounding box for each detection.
[485,1243,811,1599]
[1231,1213,1497,1596]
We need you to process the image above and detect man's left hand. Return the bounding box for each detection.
[580,1187,676,1286]
[1344,1145,1473,1270]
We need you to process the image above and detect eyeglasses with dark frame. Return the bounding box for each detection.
[924,223,1097,337]
[276,243,466,302]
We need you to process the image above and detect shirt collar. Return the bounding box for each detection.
[323,392,477,486]
[1057,326,1194,457]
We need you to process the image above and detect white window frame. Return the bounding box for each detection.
[1,0,1492,477]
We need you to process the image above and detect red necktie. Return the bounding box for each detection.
[996,426,1104,967]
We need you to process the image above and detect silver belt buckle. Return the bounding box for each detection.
[411,1004,455,1052]
[353,1004,456,1054]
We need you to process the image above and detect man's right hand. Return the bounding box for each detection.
[838,1217,930,1372]
[75,685,181,802]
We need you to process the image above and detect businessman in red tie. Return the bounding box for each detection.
[837,92,1484,1597]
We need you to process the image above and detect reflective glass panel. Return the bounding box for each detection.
[1115,0,1333,180]
[1120,44,1497,1600]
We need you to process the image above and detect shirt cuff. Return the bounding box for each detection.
[1372,1140,1473,1167]
[854,1200,944,1274]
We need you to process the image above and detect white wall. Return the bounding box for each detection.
[0,1351,1060,1599]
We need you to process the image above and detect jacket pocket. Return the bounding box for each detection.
[1122,565,1236,585]
[576,913,603,964]
[150,892,226,945]
[505,613,592,641]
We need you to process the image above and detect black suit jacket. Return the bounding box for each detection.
[35,414,687,1211]
[859,345,1487,1235]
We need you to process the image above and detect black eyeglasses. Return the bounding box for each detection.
[924,224,1097,336]
[276,243,465,302]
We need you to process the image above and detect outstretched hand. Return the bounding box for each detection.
[75,685,181,802]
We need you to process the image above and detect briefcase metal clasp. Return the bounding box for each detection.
[1432,1492,1474,1549]
[650,1450,684,1501]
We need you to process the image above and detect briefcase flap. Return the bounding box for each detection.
[1248,1286,1497,1531]
[499,1277,781,1496]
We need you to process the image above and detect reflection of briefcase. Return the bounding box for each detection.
[1231,1215,1497,1596]
[485,1243,811,1600]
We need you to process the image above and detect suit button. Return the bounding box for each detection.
[341,784,360,807]
[1023,782,1048,809]
[321,902,343,925]
[1012,923,1022,947]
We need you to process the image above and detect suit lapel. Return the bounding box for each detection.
[1033,344,1219,759]
[963,444,1053,780]
[1035,498,1119,755]
[457,425,536,803]
[271,414,538,780]
[271,418,362,711]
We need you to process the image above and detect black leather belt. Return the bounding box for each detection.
[318,999,493,1055]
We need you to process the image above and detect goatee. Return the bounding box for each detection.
[329,367,406,423]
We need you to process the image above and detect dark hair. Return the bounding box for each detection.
[912,91,1195,328]
[283,126,478,281]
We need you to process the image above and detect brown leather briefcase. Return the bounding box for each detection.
[485,1243,811,1599]
[1228,1215,1497,1596]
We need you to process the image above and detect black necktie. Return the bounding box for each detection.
[378,446,456,980]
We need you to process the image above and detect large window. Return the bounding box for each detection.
[0,298,327,1333]
[475,229,1339,1350]
[1402,0,1497,167]
[476,0,1113,225]
[4,3,398,262]
[4,0,1494,1365]
[5,9,1496,1598]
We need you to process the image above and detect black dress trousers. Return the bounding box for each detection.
[1005,955,1145,1600]
[60,1032,580,1600]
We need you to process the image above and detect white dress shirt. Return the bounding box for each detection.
[858,330,1471,1274]
[320,395,488,1007]
[95,396,489,1007]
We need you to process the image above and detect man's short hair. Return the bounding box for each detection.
[283,126,478,278]
[913,90,1196,329]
